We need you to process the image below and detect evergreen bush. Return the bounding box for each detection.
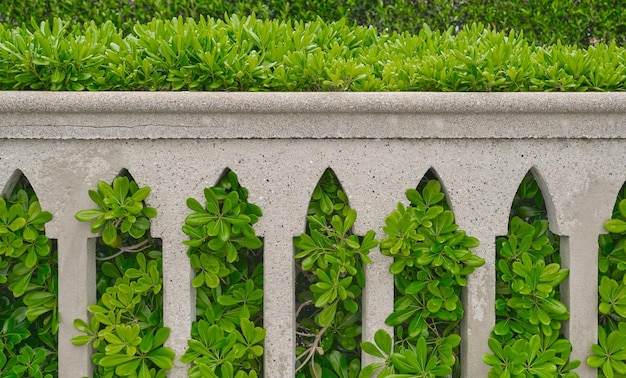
[0,16,624,92]
[1,0,624,46]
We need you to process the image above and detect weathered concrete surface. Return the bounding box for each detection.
[0,92,624,377]
[0,92,626,139]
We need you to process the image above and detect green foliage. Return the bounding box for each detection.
[484,333,579,378]
[74,176,156,246]
[180,171,265,378]
[294,169,377,377]
[361,178,484,377]
[0,178,57,377]
[588,324,626,377]
[589,186,626,377]
[1,0,624,46]
[361,329,456,378]
[72,175,175,378]
[367,0,626,47]
[484,173,579,378]
[0,17,626,91]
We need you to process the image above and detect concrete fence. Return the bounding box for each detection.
[1,92,625,377]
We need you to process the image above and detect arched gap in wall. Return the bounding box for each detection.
[78,168,169,376]
[181,167,265,377]
[0,169,58,374]
[594,180,626,374]
[416,167,451,207]
[487,169,576,376]
[377,167,482,378]
[294,167,373,376]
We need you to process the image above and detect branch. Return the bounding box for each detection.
[295,325,329,377]
[296,300,312,318]
[96,239,152,261]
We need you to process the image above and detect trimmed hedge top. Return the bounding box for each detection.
[1,0,625,47]
[0,16,625,92]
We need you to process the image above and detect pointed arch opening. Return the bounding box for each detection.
[0,169,58,374]
[594,181,626,374]
[73,168,171,376]
[416,167,452,208]
[181,168,265,376]
[370,167,483,378]
[294,167,377,375]
[486,170,575,376]
[91,169,162,293]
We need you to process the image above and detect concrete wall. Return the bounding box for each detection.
[1,92,625,377]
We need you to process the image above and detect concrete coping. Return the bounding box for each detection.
[0,92,625,140]
[1,91,626,114]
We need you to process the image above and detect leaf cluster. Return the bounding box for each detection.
[362,179,484,377]
[589,188,626,377]
[0,180,57,377]
[71,175,175,378]
[485,333,579,378]
[361,329,458,378]
[0,17,626,91]
[75,176,156,247]
[485,173,579,378]
[368,0,626,47]
[294,169,377,377]
[180,171,265,378]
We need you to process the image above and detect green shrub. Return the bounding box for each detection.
[0,16,625,92]
[360,178,484,377]
[0,177,57,378]
[483,173,579,377]
[1,0,624,46]
[368,0,626,47]
[71,175,175,378]
[589,187,626,377]
[294,169,378,377]
[180,171,265,377]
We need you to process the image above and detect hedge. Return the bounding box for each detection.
[0,0,624,47]
[0,16,625,92]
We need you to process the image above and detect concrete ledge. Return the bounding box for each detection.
[0,92,625,139]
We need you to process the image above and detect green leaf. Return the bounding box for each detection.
[88,189,106,208]
[373,329,393,355]
[361,341,385,359]
[359,362,384,378]
[24,248,37,268]
[186,197,205,213]
[344,299,358,313]
[147,347,175,369]
[143,207,157,218]
[217,295,241,306]
[15,73,37,83]
[113,176,130,202]
[73,318,92,334]
[139,331,154,353]
[102,221,117,245]
[99,354,137,368]
[317,301,338,327]
[153,327,170,347]
[320,193,333,215]
[30,209,53,225]
[605,219,626,234]
[71,335,95,346]
[132,186,151,202]
[343,209,357,234]
[8,217,26,231]
[186,213,215,226]
[116,358,141,376]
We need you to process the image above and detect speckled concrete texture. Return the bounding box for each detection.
[1,92,626,139]
[0,92,624,377]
